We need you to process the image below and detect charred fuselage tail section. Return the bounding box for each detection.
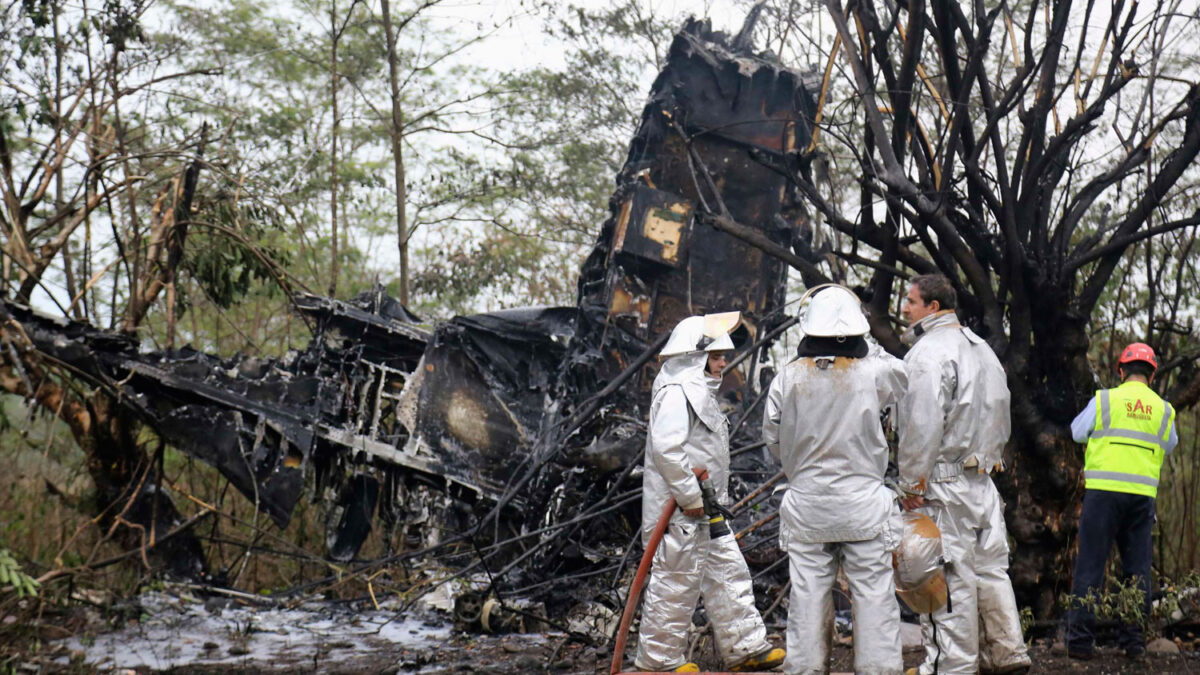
[568,18,815,416]
[554,18,816,466]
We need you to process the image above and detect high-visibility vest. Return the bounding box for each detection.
[1084,381,1175,498]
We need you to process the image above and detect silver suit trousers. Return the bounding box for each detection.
[635,517,771,670]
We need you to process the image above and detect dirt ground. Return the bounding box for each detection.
[6,593,1197,674]
[149,639,1200,674]
[20,625,1200,674]
[224,639,1199,675]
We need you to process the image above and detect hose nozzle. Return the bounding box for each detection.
[692,467,732,539]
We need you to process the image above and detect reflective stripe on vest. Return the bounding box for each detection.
[1084,382,1173,498]
[1089,390,1171,450]
[1081,470,1159,487]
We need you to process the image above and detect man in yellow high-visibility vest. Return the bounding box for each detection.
[1065,342,1179,660]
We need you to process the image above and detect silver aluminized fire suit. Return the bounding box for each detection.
[635,352,773,671]
[763,347,907,675]
[898,311,1030,674]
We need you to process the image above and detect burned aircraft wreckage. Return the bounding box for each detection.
[1,18,820,620]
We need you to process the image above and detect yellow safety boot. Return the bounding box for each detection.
[731,647,786,671]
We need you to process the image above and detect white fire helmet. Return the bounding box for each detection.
[660,311,742,357]
[892,511,949,614]
[798,284,870,337]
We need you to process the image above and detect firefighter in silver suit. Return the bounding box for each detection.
[635,312,784,673]
[897,274,1030,675]
[762,285,906,675]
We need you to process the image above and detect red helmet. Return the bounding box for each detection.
[1118,342,1158,370]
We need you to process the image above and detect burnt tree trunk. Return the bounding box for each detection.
[1001,300,1096,615]
[0,142,213,579]
[0,336,207,578]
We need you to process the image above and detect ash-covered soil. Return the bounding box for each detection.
[6,590,1197,674]
[36,635,1200,674]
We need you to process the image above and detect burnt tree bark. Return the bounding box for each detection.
[0,316,207,578]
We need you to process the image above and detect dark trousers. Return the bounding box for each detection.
[1065,489,1155,654]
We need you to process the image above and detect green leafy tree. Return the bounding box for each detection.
[0,0,293,578]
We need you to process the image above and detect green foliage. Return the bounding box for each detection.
[1059,571,1200,638]
[493,0,678,247]
[182,234,280,309]
[1018,605,1034,636]
[9,0,54,71]
[411,231,573,316]
[0,549,40,598]
[1061,578,1152,635]
[181,195,291,309]
[404,0,690,314]
[19,0,54,28]
[138,0,689,317]
[97,0,146,52]
[1154,572,1200,623]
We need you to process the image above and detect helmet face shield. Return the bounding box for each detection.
[893,512,949,614]
[661,311,743,357]
[897,571,949,615]
[702,312,741,344]
[703,332,735,352]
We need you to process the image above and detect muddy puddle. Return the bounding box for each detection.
[52,589,467,672]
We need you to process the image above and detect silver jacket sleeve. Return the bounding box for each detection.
[647,386,704,512]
